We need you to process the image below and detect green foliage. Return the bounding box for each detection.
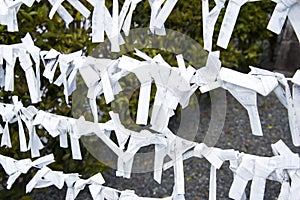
[219,1,277,70]
[0,0,278,198]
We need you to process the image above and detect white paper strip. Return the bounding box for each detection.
[217,0,259,49]
[267,0,300,42]
[202,0,226,51]
[0,154,54,189]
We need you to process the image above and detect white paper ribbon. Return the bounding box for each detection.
[26,166,65,193]
[0,34,41,103]
[229,149,300,200]
[21,33,42,103]
[75,116,123,158]
[202,0,226,51]
[65,173,105,200]
[80,57,125,122]
[271,140,300,200]
[195,57,281,136]
[0,59,5,88]
[122,50,195,128]
[2,46,17,92]
[292,70,300,145]
[20,105,44,157]
[89,184,119,200]
[12,96,28,152]
[162,128,196,196]
[0,154,54,189]
[111,112,167,180]
[49,0,90,21]
[120,0,142,36]
[276,73,300,146]
[193,144,239,200]
[152,0,177,34]
[47,0,73,27]
[193,51,222,93]
[223,81,264,136]
[217,0,259,49]
[54,50,83,104]
[0,1,20,32]
[33,110,61,137]
[18,49,40,103]
[67,118,83,160]
[88,0,125,51]
[0,102,16,148]
[148,0,167,35]
[41,49,84,104]
[267,0,300,42]
[90,0,105,43]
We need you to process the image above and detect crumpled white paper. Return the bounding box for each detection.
[0,95,44,156]
[118,49,197,130]
[1,46,300,200]
[1,111,300,200]
[48,0,90,25]
[267,0,300,43]
[193,144,239,200]
[1,0,178,51]
[194,52,277,136]
[79,57,125,122]
[109,111,168,181]
[0,0,31,32]
[271,139,300,200]
[24,165,173,199]
[0,33,41,103]
[0,154,54,189]
[26,166,65,193]
[40,49,85,104]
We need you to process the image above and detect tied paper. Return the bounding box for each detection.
[1,48,300,199]
[0,0,178,51]
[267,0,300,43]
[3,0,300,52]
[0,33,41,103]
[1,48,300,143]
[24,165,172,199]
[118,49,197,130]
[109,111,168,181]
[0,0,40,31]
[2,48,300,152]
[88,0,175,51]
[0,154,54,189]
[40,49,85,104]
[0,96,44,156]
[79,57,125,122]
[1,106,300,200]
[192,51,300,145]
[194,52,278,137]
[48,0,91,26]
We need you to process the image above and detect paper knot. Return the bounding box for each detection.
[216,0,226,8]
[12,96,23,112]
[282,0,298,8]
